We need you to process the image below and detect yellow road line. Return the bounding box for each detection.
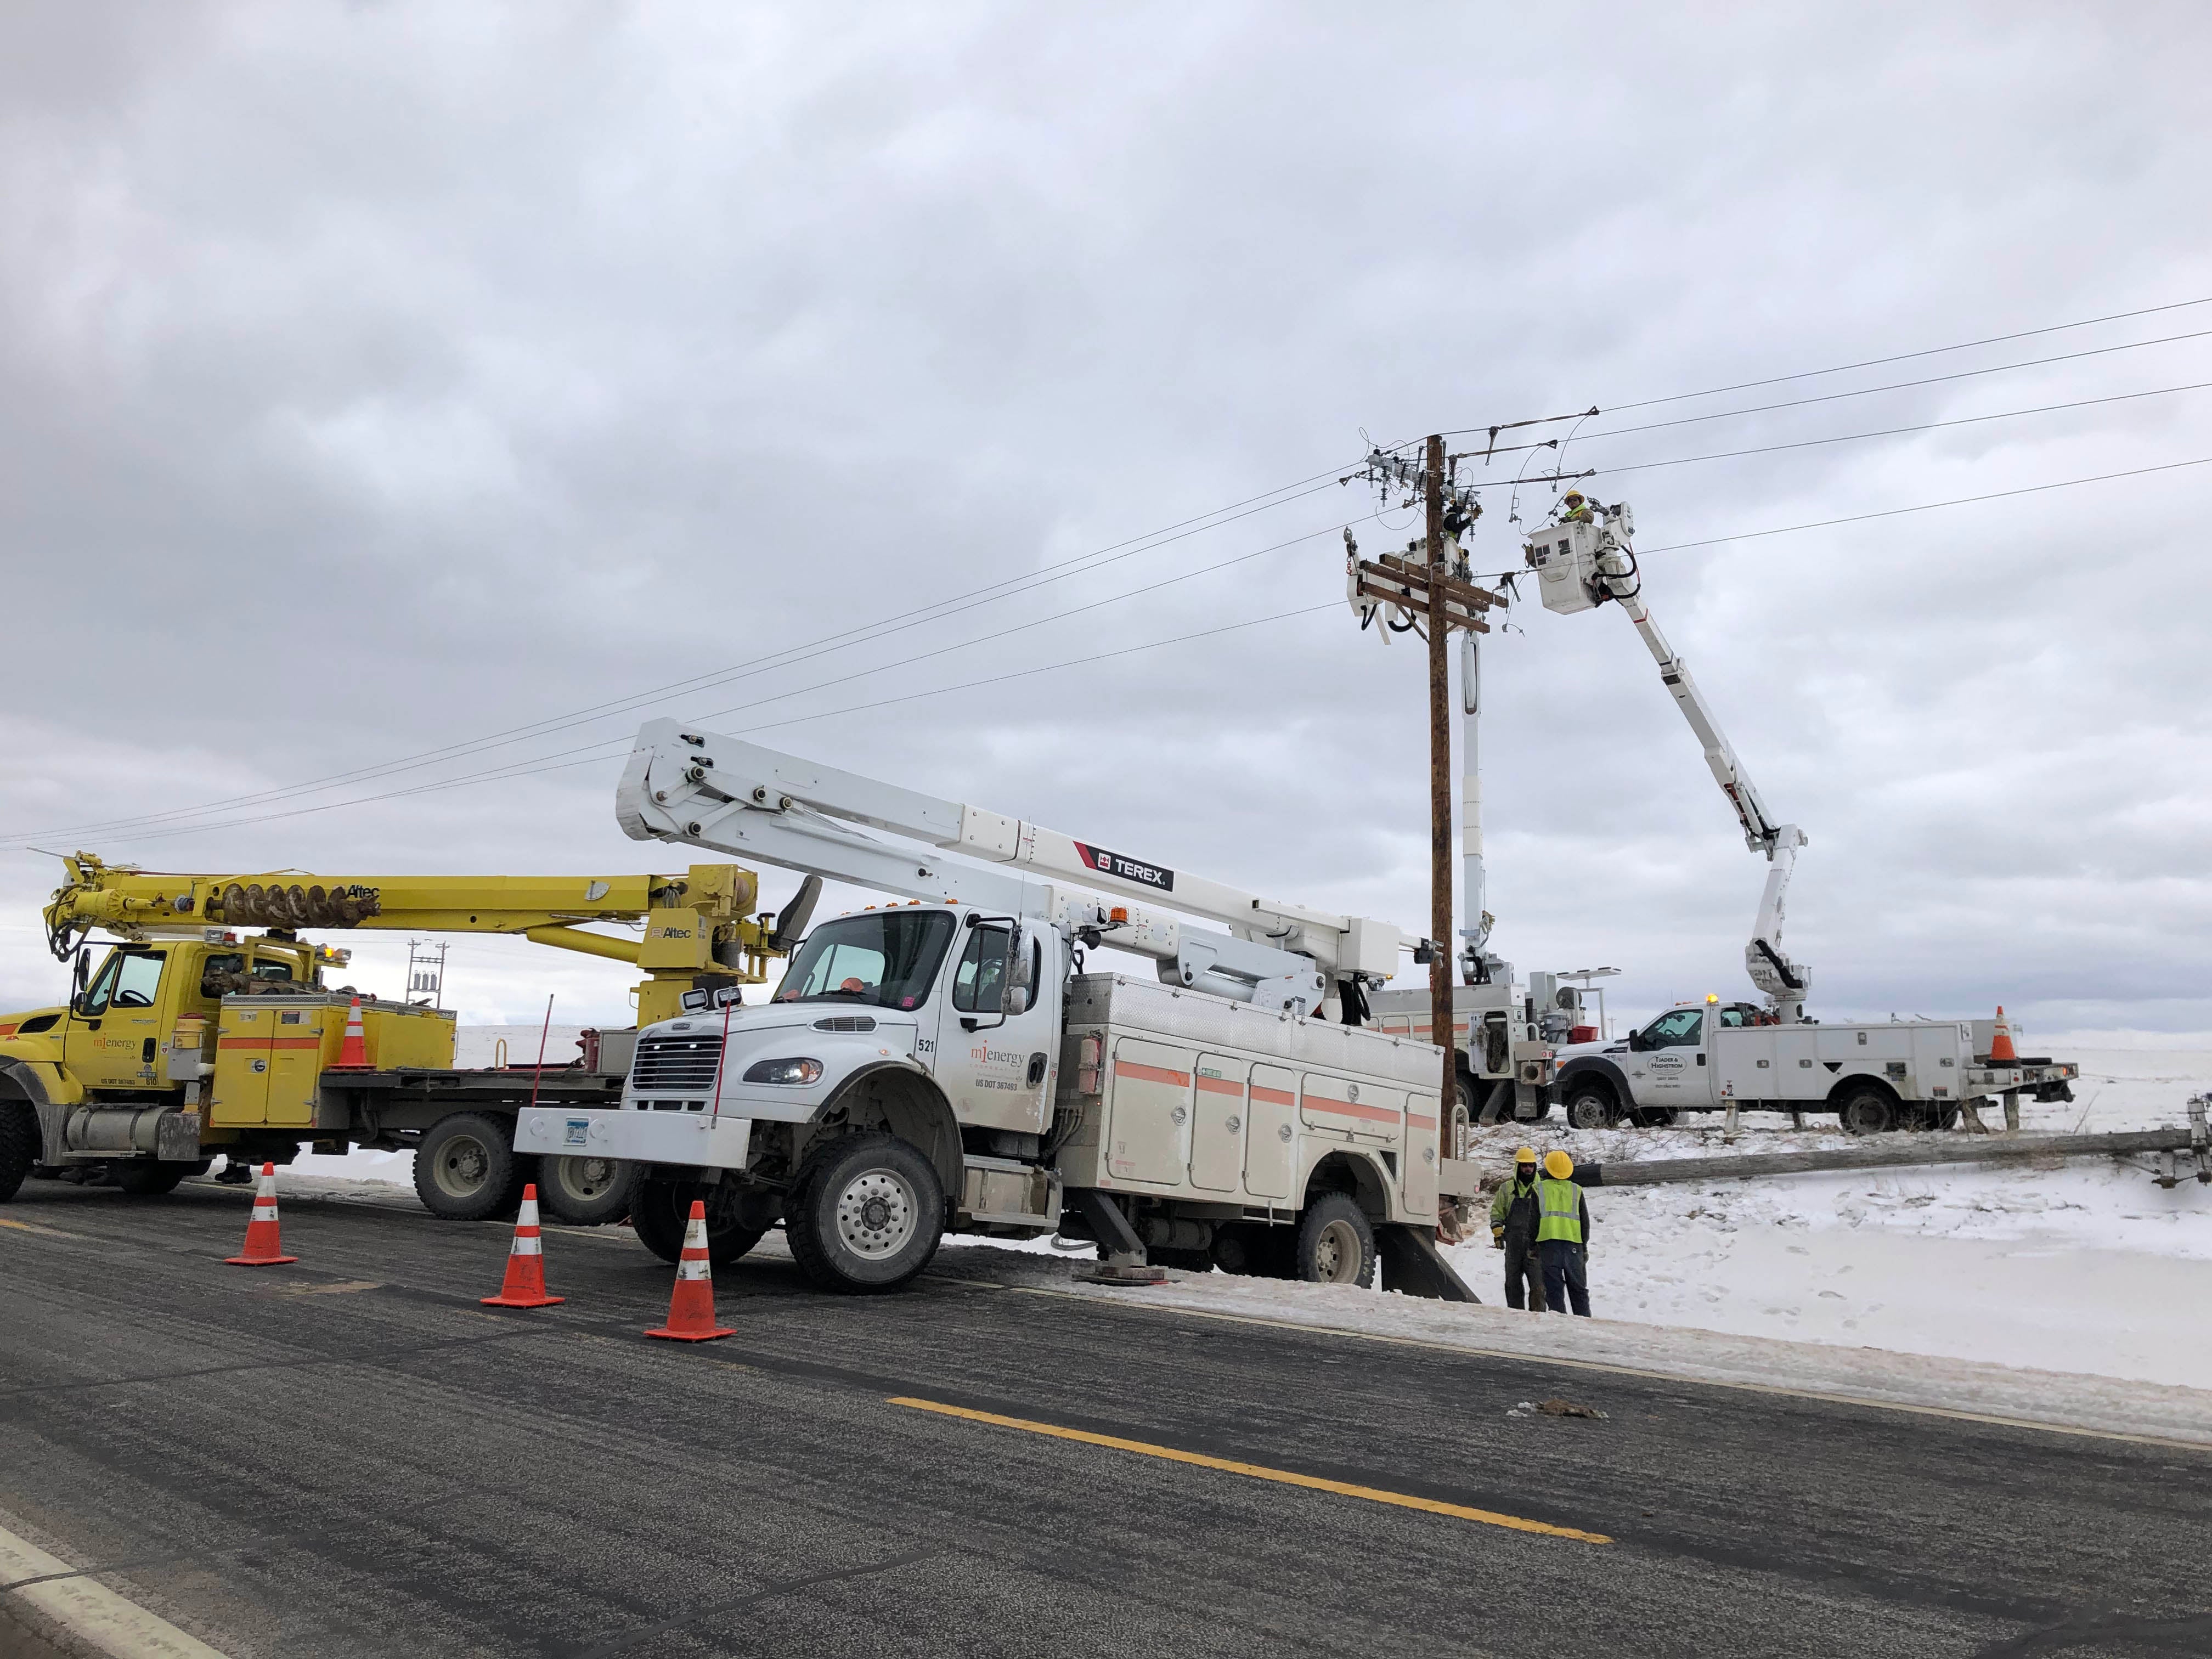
[0,1218,80,1239]
[888,1396,1611,1544]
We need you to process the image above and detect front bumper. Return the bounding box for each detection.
[515,1105,752,1171]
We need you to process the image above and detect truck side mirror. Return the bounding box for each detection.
[1626,1029,1645,1052]
[69,948,89,1014]
[1004,924,1035,1015]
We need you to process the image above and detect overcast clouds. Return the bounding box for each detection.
[3,2,2208,1045]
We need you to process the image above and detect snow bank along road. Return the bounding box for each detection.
[3,1182,2208,1659]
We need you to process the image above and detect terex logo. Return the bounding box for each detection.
[1072,840,1173,893]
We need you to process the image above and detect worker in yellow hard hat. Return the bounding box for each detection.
[1536,1148,1593,1316]
[1558,489,1594,523]
[1487,1147,1547,1312]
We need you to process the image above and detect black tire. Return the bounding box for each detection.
[1293,1192,1376,1287]
[785,1132,945,1294]
[1564,1082,1619,1130]
[111,1160,200,1196]
[1835,1087,1899,1136]
[629,1175,768,1266]
[413,1113,526,1221]
[537,1154,636,1226]
[0,1101,36,1203]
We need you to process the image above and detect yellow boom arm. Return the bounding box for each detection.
[43,853,782,1023]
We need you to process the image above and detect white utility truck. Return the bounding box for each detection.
[516,722,1477,1299]
[1523,500,2076,1131]
[1552,997,2078,1133]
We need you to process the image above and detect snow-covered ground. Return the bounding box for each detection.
[261,1045,2212,1391]
[1443,1049,2212,1388]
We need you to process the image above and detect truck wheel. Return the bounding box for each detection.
[111,1160,201,1197]
[1564,1084,1618,1130]
[0,1102,38,1203]
[538,1154,635,1226]
[1293,1192,1376,1287]
[629,1176,767,1266]
[1835,1088,1899,1136]
[414,1113,526,1221]
[786,1132,944,1294]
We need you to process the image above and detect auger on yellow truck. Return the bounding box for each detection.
[0,853,810,1222]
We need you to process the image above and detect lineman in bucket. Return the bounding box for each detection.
[1536,1149,1594,1317]
[1488,1147,1547,1311]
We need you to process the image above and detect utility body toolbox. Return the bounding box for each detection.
[208,994,454,1130]
[1054,973,1445,1224]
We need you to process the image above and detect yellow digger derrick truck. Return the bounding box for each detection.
[0,854,808,1223]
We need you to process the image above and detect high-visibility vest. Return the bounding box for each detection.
[1536,1176,1584,1244]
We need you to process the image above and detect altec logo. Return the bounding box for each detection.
[1073,841,1173,893]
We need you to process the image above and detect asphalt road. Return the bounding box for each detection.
[1,1178,2205,1659]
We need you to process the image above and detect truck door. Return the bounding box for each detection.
[1189,1055,1247,1192]
[935,921,1057,1133]
[61,948,170,1092]
[1632,1007,1706,1106]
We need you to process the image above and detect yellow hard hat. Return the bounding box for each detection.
[1561,489,1585,504]
[1514,1146,1538,1164]
[1543,1149,1574,1179]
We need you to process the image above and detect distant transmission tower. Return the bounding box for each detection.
[404,938,449,1008]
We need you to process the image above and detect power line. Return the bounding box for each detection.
[1630,455,2212,556]
[1447,324,2212,455]
[93,602,1346,846]
[1605,292,2212,413]
[1581,379,2212,481]
[2,472,1361,843]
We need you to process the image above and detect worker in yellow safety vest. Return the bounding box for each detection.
[1536,1148,1593,1316]
[1488,1147,1548,1311]
[1558,489,1594,523]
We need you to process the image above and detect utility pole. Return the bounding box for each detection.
[1345,436,1503,1181]
[1422,435,1455,1161]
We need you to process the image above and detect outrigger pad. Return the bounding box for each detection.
[1378,1224,1481,1303]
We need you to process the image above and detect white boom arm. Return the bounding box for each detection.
[615,720,1406,1016]
[1526,508,1811,1021]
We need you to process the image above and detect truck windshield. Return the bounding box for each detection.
[774,911,957,1011]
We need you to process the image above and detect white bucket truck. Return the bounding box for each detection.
[1521,499,2076,1131]
[516,723,1477,1298]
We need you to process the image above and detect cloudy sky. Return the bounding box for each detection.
[3,2,2208,1047]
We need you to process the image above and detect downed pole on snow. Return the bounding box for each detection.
[1579,1106,2211,1190]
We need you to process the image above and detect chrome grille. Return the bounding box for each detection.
[629,1033,723,1092]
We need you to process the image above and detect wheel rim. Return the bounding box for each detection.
[834,1168,917,1259]
[1569,1095,1608,1128]
[555,1156,618,1201]
[432,1133,490,1198]
[1311,1217,1362,1283]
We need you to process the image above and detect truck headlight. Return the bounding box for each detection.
[743,1057,823,1086]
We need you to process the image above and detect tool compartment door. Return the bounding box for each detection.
[264,1006,334,1127]
[1244,1065,1296,1199]
[1301,1074,1402,1146]
[1189,1055,1248,1193]
[210,1002,276,1126]
[1104,1038,1191,1186]
[1402,1085,1440,1215]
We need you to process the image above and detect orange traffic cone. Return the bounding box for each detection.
[224,1162,298,1265]
[331,998,371,1069]
[645,1199,733,1342]
[482,1183,565,1307]
[1988,1005,2018,1064]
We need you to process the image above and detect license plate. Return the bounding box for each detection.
[563,1118,590,1148]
